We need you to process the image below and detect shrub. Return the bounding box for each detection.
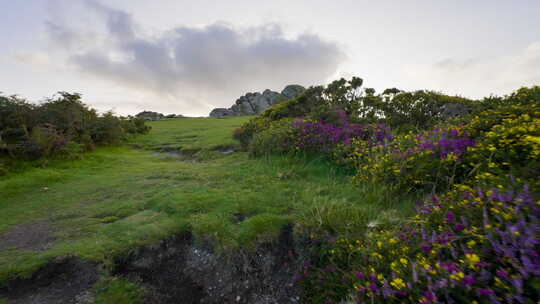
[297,182,539,303]
[294,86,540,303]
[352,125,476,194]
[235,77,477,149]
[28,124,68,158]
[249,118,295,156]
[464,108,540,192]
[375,90,474,131]
[247,108,393,161]
[0,92,150,161]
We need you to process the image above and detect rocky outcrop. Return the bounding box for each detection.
[281,85,306,100]
[165,114,186,119]
[209,108,236,118]
[135,111,165,121]
[209,85,305,118]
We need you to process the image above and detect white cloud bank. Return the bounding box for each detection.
[43,0,345,115]
[402,42,540,98]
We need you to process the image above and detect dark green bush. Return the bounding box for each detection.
[234,76,476,150]
[0,92,151,162]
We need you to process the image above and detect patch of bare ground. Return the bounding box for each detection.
[0,257,100,304]
[114,226,300,304]
[0,220,56,252]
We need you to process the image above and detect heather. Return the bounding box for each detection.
[235,81,540,303]
[298,183,539,303]
[0,80,538,303]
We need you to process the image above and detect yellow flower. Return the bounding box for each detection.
[450,272,464,281]
[446,152,457,161]
[390,278,406,290]
[400,258,408,266]
[465,253,480,268]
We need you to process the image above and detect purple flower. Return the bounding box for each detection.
[476,288,494,297]
[444,211,455,223]
[462,275,475,287]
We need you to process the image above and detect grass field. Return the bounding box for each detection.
[0,117,415,301]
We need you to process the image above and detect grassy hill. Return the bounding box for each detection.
[0,117,413,303]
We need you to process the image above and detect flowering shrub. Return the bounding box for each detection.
[248,118,295,156]
[464,109,540,191]
[290,119,391,155]
[297,182,540,303]
[352,126,476,193]
[295,88,540,303]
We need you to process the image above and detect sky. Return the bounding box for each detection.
[1,0,539,116]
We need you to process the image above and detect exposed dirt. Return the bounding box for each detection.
[0,220,56,252]
[214,146,235,155]
[0,257,100,304]
[115,226,300,303]
[114,233,207,304]
[1,226,301,303]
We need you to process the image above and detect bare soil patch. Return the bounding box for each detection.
[0,220,56,252]
[0,257,100,304]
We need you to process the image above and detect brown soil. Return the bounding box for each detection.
[0,257,100,304]
[0,220,56,252]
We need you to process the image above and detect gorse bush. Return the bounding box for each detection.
[291,85,540,303]
[351,125,476,194]
[234,77,477,151]
[298,182,539,303]
[233,77,540,303]
[0,92,150,161]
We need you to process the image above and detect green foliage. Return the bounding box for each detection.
[248,118,294,156]
[0,92,150,164]
[234,76,477,151]
[358,89,475,131]
[0,118,410,288]
[296,86,540,303]
[94,277,144,304]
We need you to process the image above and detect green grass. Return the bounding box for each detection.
[0,117,415,288]
[129,116,253,152]
[94,277,144,304]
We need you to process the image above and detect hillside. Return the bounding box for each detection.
[1,82,539,303]
[0,116,414,303]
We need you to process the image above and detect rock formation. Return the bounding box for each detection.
[209,85,305,118]
[135,111,165,121]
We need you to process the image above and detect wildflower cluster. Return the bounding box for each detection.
[352,126,475,193]
[290,119,391,155]
[296,91,540,303]
[465,110,540,191]
[298,183,540,303]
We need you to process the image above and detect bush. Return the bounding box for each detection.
[0,92,150,161]
[235,77,477,150]
[293,86,540,303]
[249,118,295,156]
[298,182,539,303]
[352,125,476,194]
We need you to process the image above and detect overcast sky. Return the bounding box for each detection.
[1,0,539,116]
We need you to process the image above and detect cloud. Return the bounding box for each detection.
[12,52,51,66]
[44,0,345,114]
[402,42,540,98]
